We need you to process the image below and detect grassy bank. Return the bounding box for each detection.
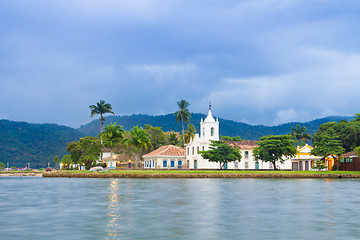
[42,170,360,178]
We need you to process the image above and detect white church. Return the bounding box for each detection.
[185,106,303,170]
[142,105,322,170]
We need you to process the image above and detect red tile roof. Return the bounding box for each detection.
[143,145,185,157]
[343,151,357,158]
[225,140,259,150]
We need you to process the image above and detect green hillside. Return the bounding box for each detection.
[0,120,84,168]
[0,114,353,168]
[79,113,353,140]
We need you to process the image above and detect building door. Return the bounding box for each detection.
[224,163,228,169]
[305,161,309,171]
[178,161,182,169]
[194,160,198,169]
[292,162,298,171]
[255,162,259,170]
[299,161,303,171]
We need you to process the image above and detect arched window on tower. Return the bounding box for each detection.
[202,128,205,136]
[211,127,214,136]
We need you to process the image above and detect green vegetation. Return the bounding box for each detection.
[290,124,312,146]
[100,122,125,166]
[0,120,83,168]
[174,99,191,148]
[220,135,243,141]
[253,135,297,170]
[78,114,353,139]
[313,115,360,152]
[200,140,242,169]
[66,136,102,170]
[122,126,151,168]
[0,162,4,169]
[89,99,115,135]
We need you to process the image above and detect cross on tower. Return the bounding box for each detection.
[209,101,212,111]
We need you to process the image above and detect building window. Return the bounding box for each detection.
[211,127,214,136]
[178,161,182,169]
[245,161,249,169]
[192,147,194,155]
[203,128,205,136]
[234,161,239,169]
[163,160,167,168]
[197,146,199,154]
[202,146,205,151]
[245,151,249,159]
[171,161,175,168]
[187,147,189,155]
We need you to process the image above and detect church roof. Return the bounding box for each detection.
[143,145,185,157]
[225,140,259,150]
[204,110,216,123]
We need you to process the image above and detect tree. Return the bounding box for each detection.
[253,135,297,170]
[66,136,102,170]
[167,132,181,146]
[0,162,4,170]
[184,123,196,144]
[354,146,360,157]
[174,100,191,148]
[123,126,151,168]
[60,154,73,169]
[290,124,312,146]
[353,113,360,122]
[53,156,59,169]
[89,100,115,137]
[220,136,243,141]
[100,122,125,167]
[144,124,167,152]
[200,140,242,169]
[311,133,345,164]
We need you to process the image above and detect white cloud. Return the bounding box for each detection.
[127,63,197,84]
[273,109,299,125]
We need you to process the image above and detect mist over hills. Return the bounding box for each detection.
[0,114,354,168]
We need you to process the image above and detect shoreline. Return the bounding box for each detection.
[0,172,43,177]
[42,172,360,179]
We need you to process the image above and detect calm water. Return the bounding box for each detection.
[1,177,360,240]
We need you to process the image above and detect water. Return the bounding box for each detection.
[1,177,360,240]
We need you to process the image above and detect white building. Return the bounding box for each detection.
[185,107,292,170]
[143,145,185,169]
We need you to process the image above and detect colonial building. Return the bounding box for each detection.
[289,144,321,171]
[143,145,185,169]
[185,107,285,170]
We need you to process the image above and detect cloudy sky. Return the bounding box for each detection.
[1,0,360,128]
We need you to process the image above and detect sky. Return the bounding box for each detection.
[1,0,360,128]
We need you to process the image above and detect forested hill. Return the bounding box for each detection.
[0,120,83,168]
[0,114,353,168]
[78,113,354,140]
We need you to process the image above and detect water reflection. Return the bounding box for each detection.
[2,178,360,239]
[106,179,121,239]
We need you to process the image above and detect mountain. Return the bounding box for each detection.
[1,114,353,168]
[78,113,354,140]
[0,120,84,168]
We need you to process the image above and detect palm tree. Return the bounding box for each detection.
[124,126,152,168]
[174,99,191,148]
[100,122,125,167]
[290,124,312,147]
[89,100,115,136]
[184,123,196,144]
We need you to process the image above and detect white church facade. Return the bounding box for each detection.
[185,107,294,170]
